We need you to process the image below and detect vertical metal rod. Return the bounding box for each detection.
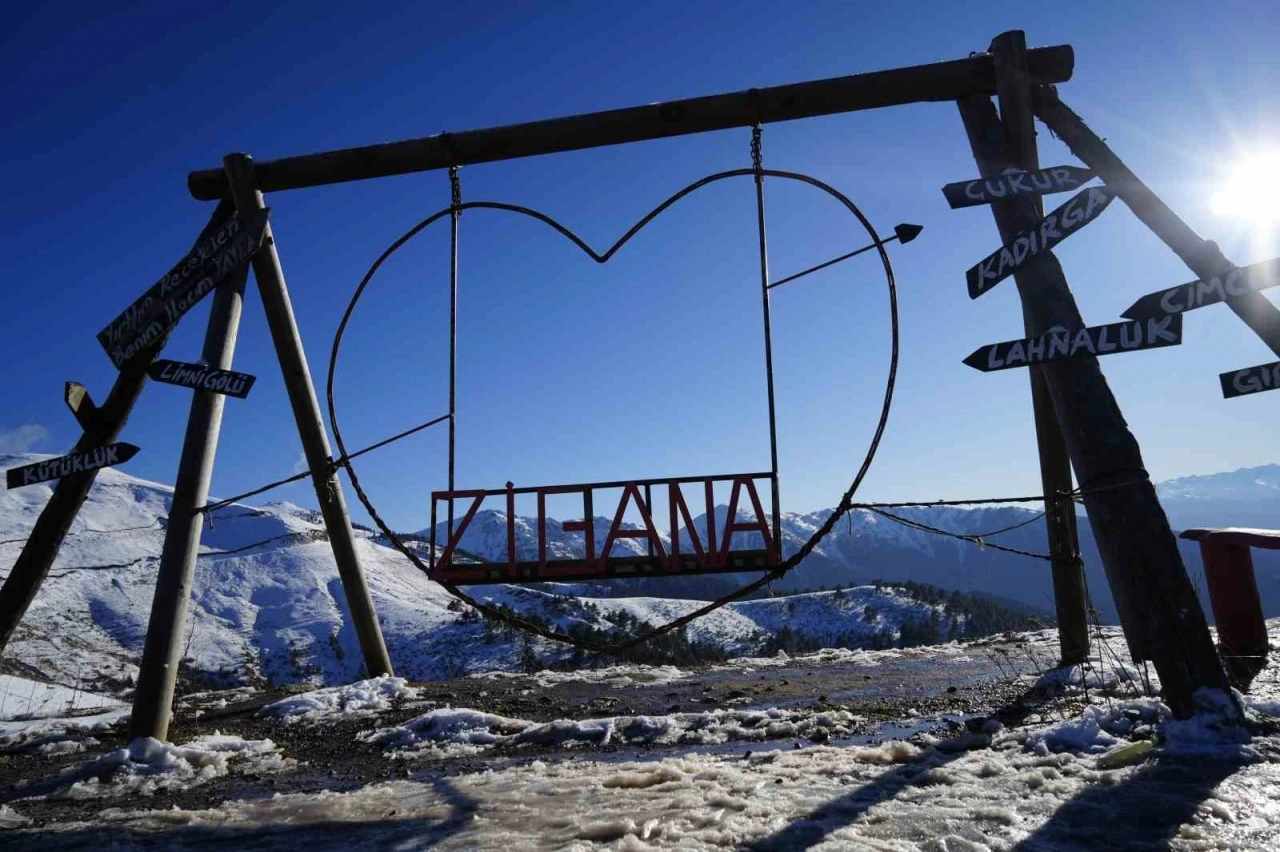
[447,167,460,541]
[129,202,250,742]
[429,495,438,571]
[583,488,595,562]
[751,127,784,562]
[644,484,654,557]
[223,153,393,679]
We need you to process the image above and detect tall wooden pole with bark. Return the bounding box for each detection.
[130,193,253,741]
[982,31,1088,665]
[958,33,1229,717]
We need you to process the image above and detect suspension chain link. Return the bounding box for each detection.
[449,165,462,212]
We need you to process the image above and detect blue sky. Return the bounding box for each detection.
[2,0,1278,530]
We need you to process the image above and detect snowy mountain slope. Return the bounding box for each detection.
[425,467,1280,623]
[5,452,1276,697]
[0,454,967,695]
[1156,463,1280,528]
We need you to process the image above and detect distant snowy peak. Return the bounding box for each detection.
[1156,463,1280,501]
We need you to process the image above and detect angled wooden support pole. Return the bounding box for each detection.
[222,153,393,680]
[987,30,1088,666]
[130,213,251,742]
[0,353,159,654]
[1033,86,1280,356]
[959,91,1227,717]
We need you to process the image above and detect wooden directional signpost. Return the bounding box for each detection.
[966,185,1115,299]
[1120,257,1280,398]
[963,316,1183,372]
[147,359,256,399]
[1221,361,1280,399]
[942,165,1094,209]
[97,208,269,369]
[1121,257,1280,319]
[5,443,140,489]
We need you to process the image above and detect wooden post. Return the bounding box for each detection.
[1033,87,1280,356]
[0,355,157,653]
[0,201,235,657]
[958,101,1228,718]
[129,214,251,742]
[986,31,1089,666]
[222,153,393,680]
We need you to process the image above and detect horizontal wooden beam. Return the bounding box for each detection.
[188,45,1073,200]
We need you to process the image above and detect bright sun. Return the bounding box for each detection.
[1210,152,1280,226]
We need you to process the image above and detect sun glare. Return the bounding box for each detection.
[1210,152,1280,226]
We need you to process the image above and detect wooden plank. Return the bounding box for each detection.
[963,316,1182,371]
[966,185,1115,299]
[1122,257,1280,320]
[147,359,256,399]
[97,208,269,369]
[5,444,139,489]
[187,46,1075,199]
[1220,360,1280,399]
[1180,527,1280,550]
[942,165,1094,208]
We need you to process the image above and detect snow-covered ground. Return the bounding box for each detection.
[6,628,1280,850]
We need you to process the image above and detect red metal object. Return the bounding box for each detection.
[430,472,780,584]
[1180,527,1274,683]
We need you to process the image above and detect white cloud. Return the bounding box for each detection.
[290,451,309,476]
[0,424,50,454]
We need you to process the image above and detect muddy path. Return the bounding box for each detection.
[0,636,1066,832]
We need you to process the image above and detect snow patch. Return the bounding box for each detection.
[471,663,688,688]
[364,706,872,759]
[30,734,293,800]
[261,675,421,722]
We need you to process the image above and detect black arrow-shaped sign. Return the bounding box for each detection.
[147,360,256,399]
[97,208,270,370]
[5,443,141,489]
[942,165,1095,209]
[966,185,1116,299]
[1121,257,1280,319]
[963,316,1182,372]
[1220,360,1280,399]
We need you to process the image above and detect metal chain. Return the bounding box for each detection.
[449,166,462,211]
[750,124,763,175]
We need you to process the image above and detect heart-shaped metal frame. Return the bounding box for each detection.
[325,167,899,653]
